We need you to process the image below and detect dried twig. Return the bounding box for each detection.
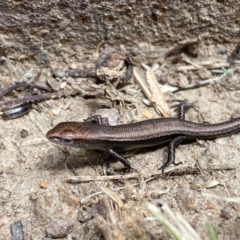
[177,61,229,71]
[0,82,51,100]
[67,166,199,183]
[1,89,78,108]
[174,70,230,92]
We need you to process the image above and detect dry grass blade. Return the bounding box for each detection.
[147,202,201,240]
[178,61,229,71]
[65,172,141,183]
[95,215,113,240]
[133,69,152,100]
[162,204,201,240]
[202,193,240,204]
[147,203,182,240]
[100,186,124,208]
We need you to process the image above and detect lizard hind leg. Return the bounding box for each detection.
[159,135,187,174]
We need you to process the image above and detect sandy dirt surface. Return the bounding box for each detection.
[0,43,240,239]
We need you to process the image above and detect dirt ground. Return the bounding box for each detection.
[0,42,240,239]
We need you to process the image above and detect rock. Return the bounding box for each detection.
[46,219,74,238]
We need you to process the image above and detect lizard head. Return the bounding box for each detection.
[46,121,103,148]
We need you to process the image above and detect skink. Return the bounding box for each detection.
[46,103,240,172]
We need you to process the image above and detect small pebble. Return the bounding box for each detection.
[142,98,151,106]
[198,68,212,79]
[151,62,160,71]
[68,62,78,70]
[220,206,234,220]
[0,56,7,62]
[20,129,28,138]
[24,69,38,79]
[190,178,204,191]
[52,107,61,116]
[39,181,48,189]
[47,78,60,91]
[60,81,67,89]
[29,192,38,201]
[157,57,165,65]
[177,73,189,88]
[11,220,24,240]
[46,219,74,238]
[77,210,93,223]
[52,69,68,78]
[142,109,152,119]
[35,51,49,66]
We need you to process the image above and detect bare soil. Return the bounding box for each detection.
[0,42,240,239]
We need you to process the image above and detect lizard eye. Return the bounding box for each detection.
[61,138,74,145]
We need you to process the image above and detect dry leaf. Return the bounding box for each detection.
[146,70,170,117]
